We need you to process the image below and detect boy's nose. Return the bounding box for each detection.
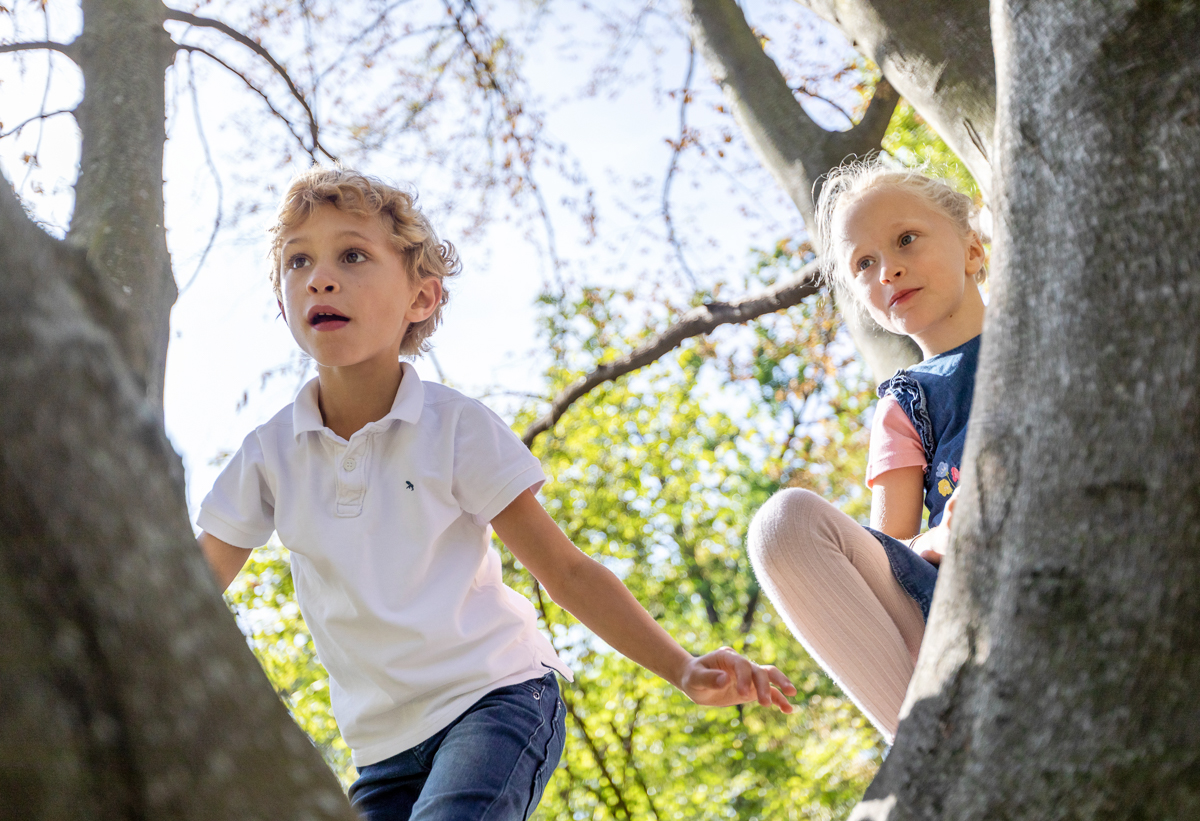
[306,268,340,293]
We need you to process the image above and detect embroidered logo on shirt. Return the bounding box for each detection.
[405,481,414,491]
[935,463,960,497]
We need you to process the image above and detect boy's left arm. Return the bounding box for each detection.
[491,489,796,713]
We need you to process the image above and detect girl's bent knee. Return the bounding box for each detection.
[748,489,833,571]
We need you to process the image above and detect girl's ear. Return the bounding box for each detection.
[964,231,987,278]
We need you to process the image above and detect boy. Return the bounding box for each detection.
[197,167,795,820]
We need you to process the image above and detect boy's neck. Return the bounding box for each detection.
[315,359,404,440]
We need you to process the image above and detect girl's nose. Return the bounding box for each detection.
[879,258,904,283]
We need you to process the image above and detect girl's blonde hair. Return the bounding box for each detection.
[269,166,461,356]
[813,157,986,319]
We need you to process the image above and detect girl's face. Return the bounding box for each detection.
[832,185,986,357]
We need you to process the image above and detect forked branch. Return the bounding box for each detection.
[164,9,335,161]
[520,261,821,447]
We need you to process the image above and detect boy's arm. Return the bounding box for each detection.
[491,490,795,712]
[198,531,253,592]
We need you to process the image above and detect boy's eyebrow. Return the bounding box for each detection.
[282,230,380,250]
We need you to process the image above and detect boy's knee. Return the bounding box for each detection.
[748,488,827,571]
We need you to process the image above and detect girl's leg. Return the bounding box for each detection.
[748,488,926,741]
[410,673,566,821]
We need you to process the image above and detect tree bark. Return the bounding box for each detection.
[853,1,1200,817]
[682,0,921,381]
[69,0,177,417]
[0,1,358,816]
[793,0,995,198]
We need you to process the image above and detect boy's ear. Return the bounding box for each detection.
[408,277,443,322]
[278,299,286,321]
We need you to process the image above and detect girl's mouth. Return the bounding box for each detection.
[890,289,919,308]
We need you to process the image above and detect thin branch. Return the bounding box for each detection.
[176,45,315,159]
[18,9,53,194]
[520,261,821,447]
[738,583,760,635]
[791,81,855,127]
[164,8,336,162]
[0,107,74,139]
[661,41,698,289]
[177,53,224,295]
[0,40,76,59]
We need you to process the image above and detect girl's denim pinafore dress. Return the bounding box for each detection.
[865,335,980,621]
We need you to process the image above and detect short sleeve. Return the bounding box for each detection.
[451,399,546,527]
[197,431,277,548]
[866,395,928,487]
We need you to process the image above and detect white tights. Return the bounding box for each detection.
[748,489,925,741]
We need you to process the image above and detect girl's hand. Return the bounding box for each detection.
[679,647,797,713]
[917,488,958,566]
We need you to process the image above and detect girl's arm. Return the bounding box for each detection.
[870,465,925,539]
[871,467,957,565]
[491,489,796,712]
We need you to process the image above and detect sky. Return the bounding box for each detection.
[0,0,859,518]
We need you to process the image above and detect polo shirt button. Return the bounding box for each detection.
[343,458,356,471]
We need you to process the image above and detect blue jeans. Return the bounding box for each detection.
[349,672,566,821]
[865,527,939,621]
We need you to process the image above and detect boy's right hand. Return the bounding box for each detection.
[679,647,797,713]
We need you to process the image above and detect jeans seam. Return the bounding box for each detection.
[479,683,553,821]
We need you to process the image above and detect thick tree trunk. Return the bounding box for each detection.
[0,2,358,817]
[853,1,1200,817]
[69,0,177,416]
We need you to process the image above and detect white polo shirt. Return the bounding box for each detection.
[198,363,571,766]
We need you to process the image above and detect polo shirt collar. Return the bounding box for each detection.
[292,362,426,438]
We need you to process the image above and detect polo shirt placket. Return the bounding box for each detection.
[334,431,373,517]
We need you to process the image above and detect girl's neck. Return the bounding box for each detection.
[315,359,404,440]
[913,287,986,359]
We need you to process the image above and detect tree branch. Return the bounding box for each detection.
[0,107,75,140]
[176,45,317,160]
[662,42,698,288]
[520,262,821,447]
[164,8,335,162]
[0,40,78,60]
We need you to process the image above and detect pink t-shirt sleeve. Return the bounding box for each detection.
[866,395,928,487]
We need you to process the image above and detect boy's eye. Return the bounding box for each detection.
[286,255,310,270]
[344,249,367,264]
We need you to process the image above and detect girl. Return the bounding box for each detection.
[748,158,987,741]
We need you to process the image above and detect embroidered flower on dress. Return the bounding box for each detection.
[938,478,953,496]
[951,466,960,483]
[935,462,949,478]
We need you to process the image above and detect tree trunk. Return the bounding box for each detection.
[0,2,357,817]
[853,1,1200,816]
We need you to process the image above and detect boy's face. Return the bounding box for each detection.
[278,204,440,373]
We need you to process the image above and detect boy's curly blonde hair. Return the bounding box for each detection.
[269,166,461,356]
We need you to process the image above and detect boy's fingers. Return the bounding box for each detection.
[688,666,727,691]
[770,686,795,713]
[766,666,797,696]
[752,666,771,706]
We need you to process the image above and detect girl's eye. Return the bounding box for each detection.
[899,233,916,246]
[855,257,874,273]
[344,249,367,264]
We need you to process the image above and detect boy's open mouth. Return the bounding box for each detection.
[308,306,350,327]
